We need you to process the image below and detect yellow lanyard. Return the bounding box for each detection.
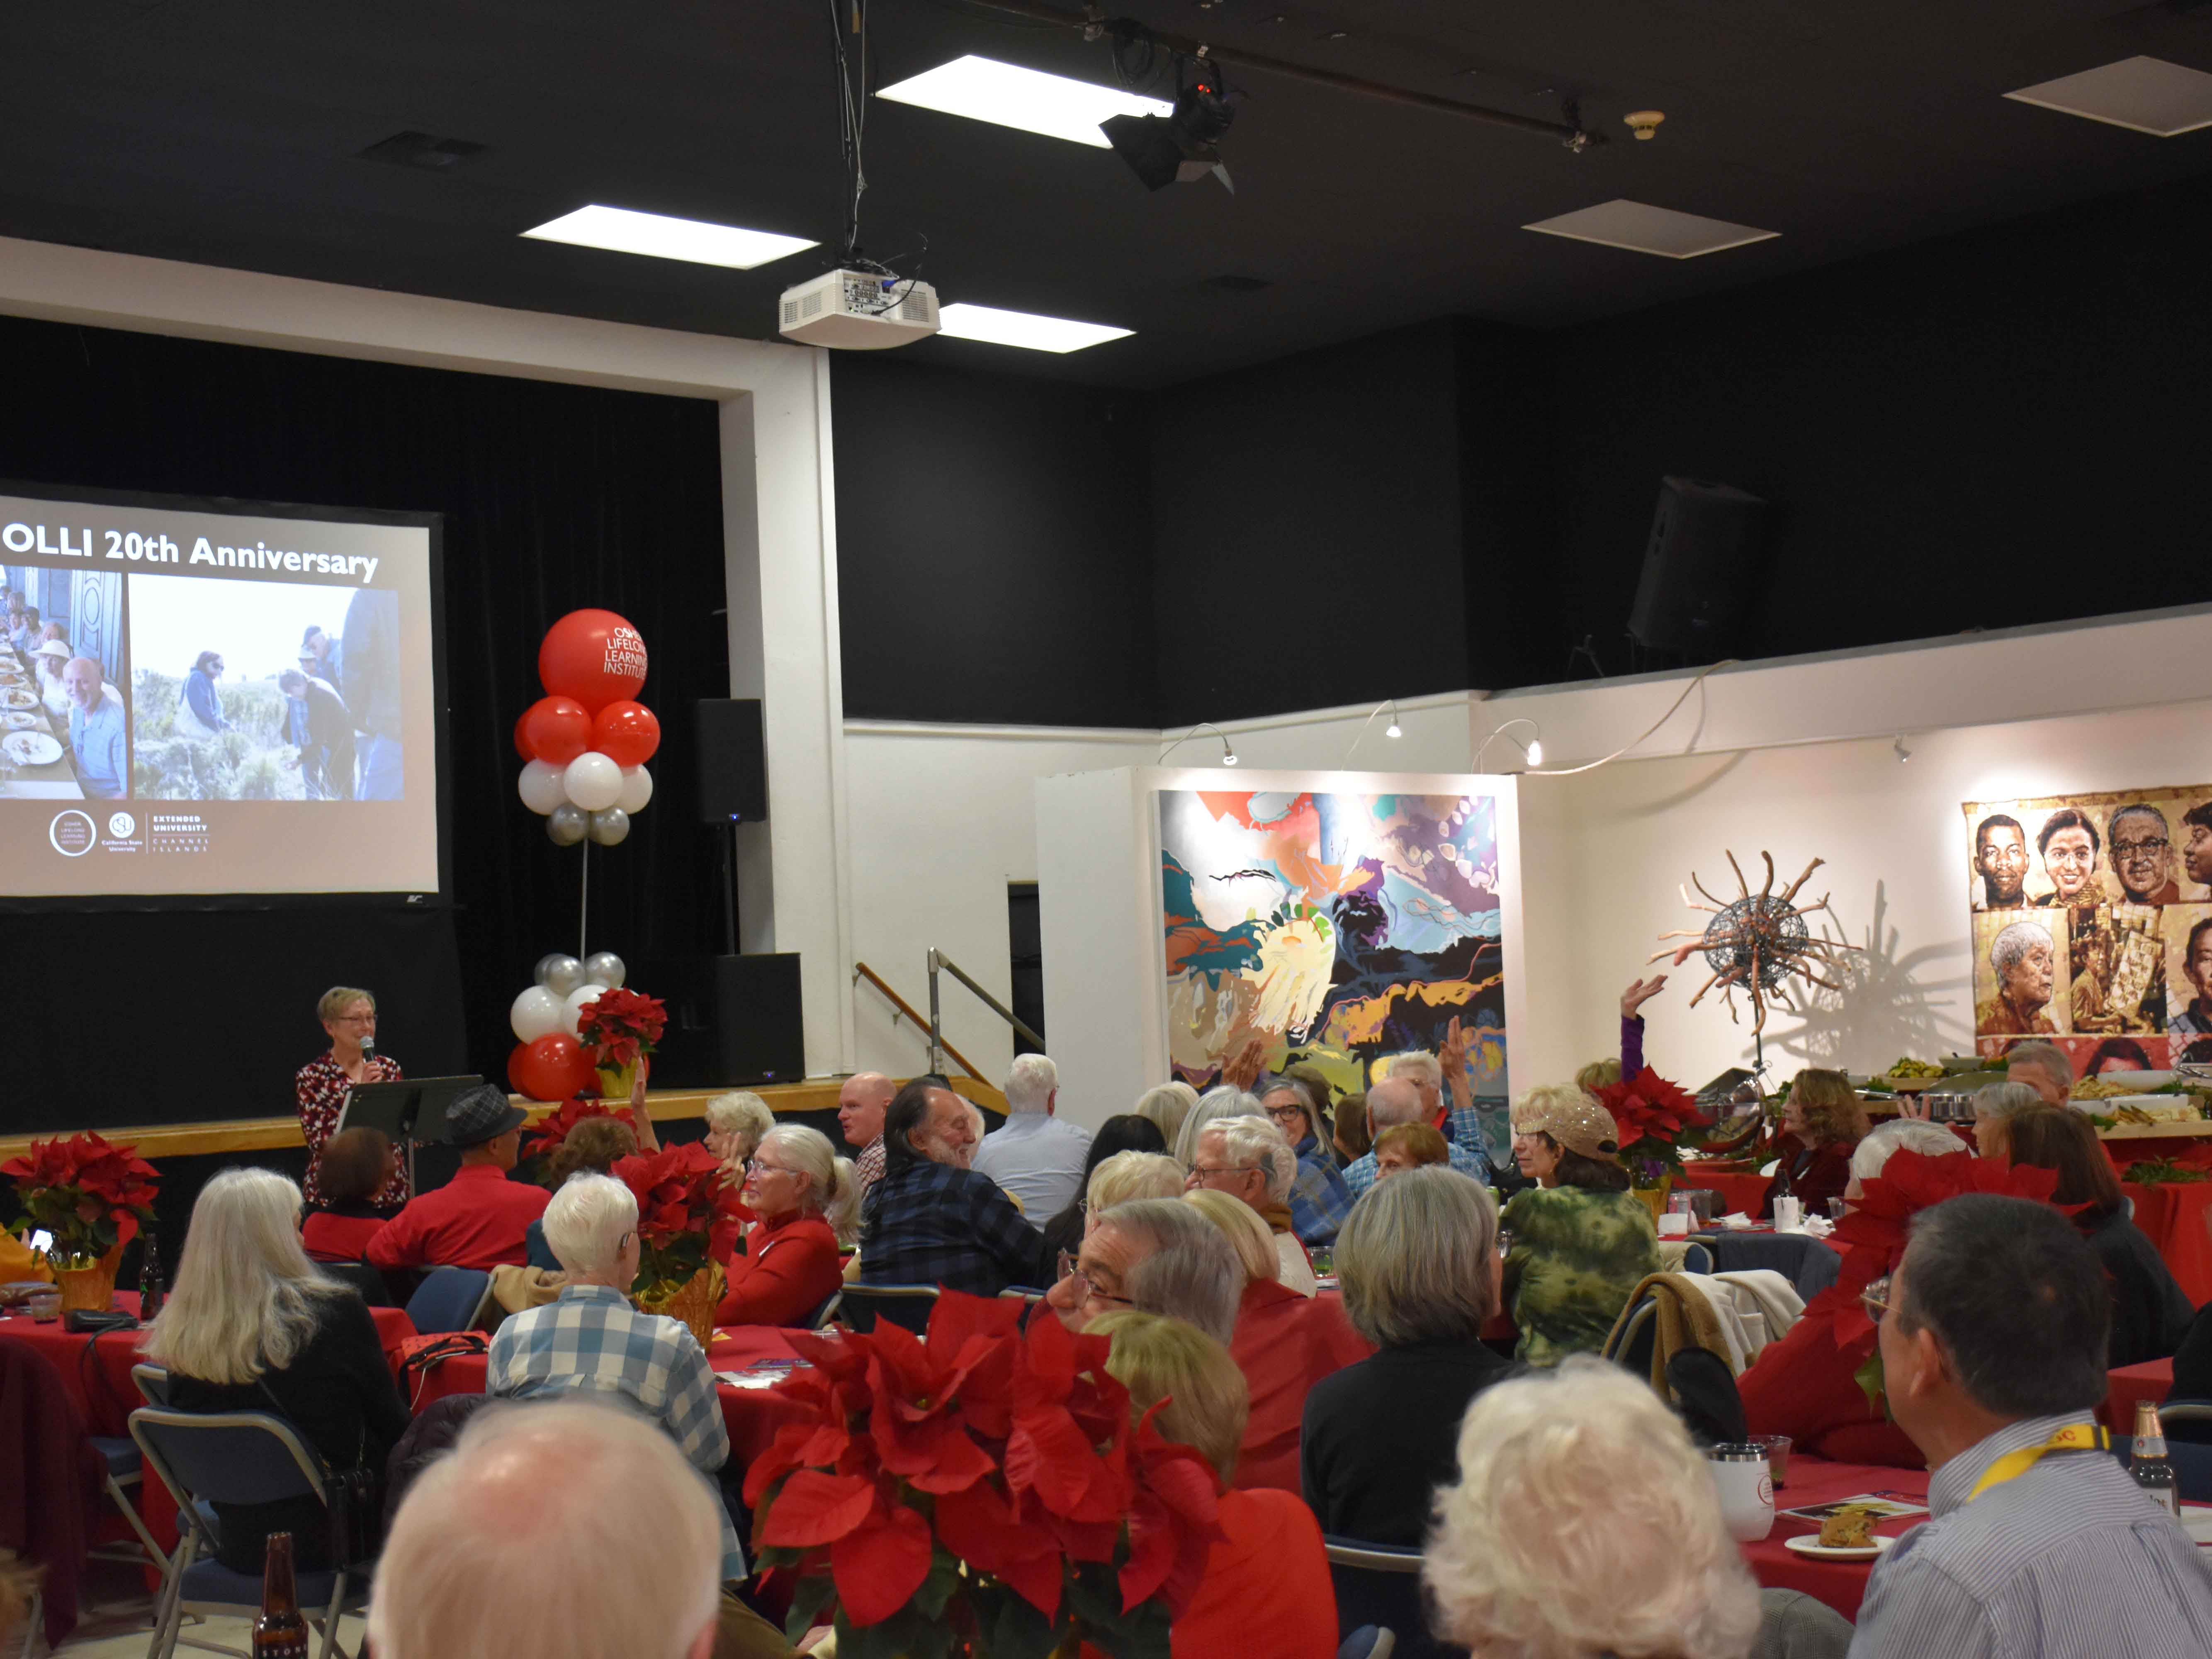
[1965,1423,2110,1503]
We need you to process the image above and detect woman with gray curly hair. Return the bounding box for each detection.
[1425,1357,1765,1659]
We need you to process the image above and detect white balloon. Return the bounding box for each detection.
[517,759,569,815]
[561,980,610,1037]
[510,984,564,1043]
[564,751,623,812]
[617,765,654,815]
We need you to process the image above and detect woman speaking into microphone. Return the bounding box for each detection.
[296,985,406,1210]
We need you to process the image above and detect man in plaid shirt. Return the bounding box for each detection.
[860,1080,1046,1294]
[487,1173,743,1582]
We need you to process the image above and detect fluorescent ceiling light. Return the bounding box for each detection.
[936,302,1133,354]
[876,54,1172,148]
[521,205,816,270]
[2004,56,2212,137]
[1523,199,1779,259]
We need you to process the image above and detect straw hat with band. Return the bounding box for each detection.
[1510,1088,1623,1163]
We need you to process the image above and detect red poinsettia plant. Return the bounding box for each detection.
[521,1097,638,1163]
[610,1141,749,1294]
[4,1132,160,1267]
[1595,1067,1709,1181]
[749,1290,1223,1659]
[576,987,667,1070]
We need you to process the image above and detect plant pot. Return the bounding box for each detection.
[1629,1174,1672,1226]
[53,1258,117,1314]
[634,1261,726,1350]
[595,1061,637,1107]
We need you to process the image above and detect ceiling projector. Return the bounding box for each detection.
[778,269,939,349]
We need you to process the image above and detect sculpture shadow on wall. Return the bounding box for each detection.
[1765,881,1965,1068]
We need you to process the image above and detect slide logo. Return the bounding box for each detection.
[109,811,136,838]
[49,810,96,856]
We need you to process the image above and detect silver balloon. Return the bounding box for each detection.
[533,952,570,987]
[540,954,586,997]
[583,951,627,990]
[546,803,587,847]
[587,806,630,846]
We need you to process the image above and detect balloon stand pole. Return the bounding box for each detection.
[579,840,590,963]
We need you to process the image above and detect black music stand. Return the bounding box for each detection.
[337,1075,485,1193]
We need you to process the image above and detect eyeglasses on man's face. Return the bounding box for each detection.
[1860,1275,1893,1325]
[1056,1250,1133,1308]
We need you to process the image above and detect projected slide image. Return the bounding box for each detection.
[0,564,127,803]
[129,575,402,803]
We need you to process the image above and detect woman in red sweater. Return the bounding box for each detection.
[301,1128,394,1263]
[715,1124,855,1329]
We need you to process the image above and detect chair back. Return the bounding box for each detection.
[805,1290,843,1330]
[1681,1241,1714,1275]
[1338,1628,1397,1659]
[2110,1433,2212,1502]
[319,1261,393,1307]
[406,1267,493,1334]
[2156,1400,2212,1447]
[1604,1295,1658,1376]
[130,1407,332,1510]
[1664,1345,1747,1447]
[1322,1538,1466,1659]
[839,1284,940,1334]
[131,1363,171,1406]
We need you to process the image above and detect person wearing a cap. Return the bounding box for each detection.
[367,1085,551,1274]
[1499,1083,1662,1367]
[33,636,74,720]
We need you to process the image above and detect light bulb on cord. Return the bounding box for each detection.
[1385,720,1401,740]
[1526,738,1544,766]
[1223,750,1239,767]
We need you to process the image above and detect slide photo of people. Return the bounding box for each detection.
[127,574,400,802]
[2167,903,2212,1066]
[0,564,127,801]
[1972,907,2069,1057]
[1963,785,2212,1059]
[2057,1035,2172,1082]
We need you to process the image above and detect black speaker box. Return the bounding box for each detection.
[636,953,805,1087]
[695,699,768,823]
[1626,477,1768,652]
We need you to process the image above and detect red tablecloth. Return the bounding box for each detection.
[2120,1182,2212,1306]
[1740,1455,1930,1620]
[405,1323,815,1465]
[2106,1358,2177,1432]
[1680,1165,1771,1219]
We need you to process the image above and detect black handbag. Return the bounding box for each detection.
[259,1380,384,1565]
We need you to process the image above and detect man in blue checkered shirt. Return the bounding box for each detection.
[487,1172,744,1582]
[860,1080,1047,1293]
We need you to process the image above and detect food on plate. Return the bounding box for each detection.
[1,711,39,730]
[0,731,63,767]
[1817,1504,1879,1549]
[1885,1058,1944,1080]
[2073,1076,2136,1100]
[0,689,38,710]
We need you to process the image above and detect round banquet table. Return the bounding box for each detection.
[1740,1454,1931,1620]
[2105,1357,2178,1432]
[2119,1180,2212,1306]
[1679,1164,1772,1219]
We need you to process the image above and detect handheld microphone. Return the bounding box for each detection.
[360,1033,377,1066]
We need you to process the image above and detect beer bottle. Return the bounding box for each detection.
[137,1223,164,1321]
[253,1532,310,1658]
[2129,1401,2180,1518]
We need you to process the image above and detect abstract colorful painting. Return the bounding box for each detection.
[1161,788,1511,1156]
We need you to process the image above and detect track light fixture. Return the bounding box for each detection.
[1474,717,1545,773]
[1894,735,1912,764]
[1160,721,1239,767]
[1344,699,1406,766]
[1100,60,1236,191]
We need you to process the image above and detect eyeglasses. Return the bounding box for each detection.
[743,1158,792,1177]
[1189,1164,1260,1182]
[1264,1103,1307,1125]
[1860,1275,1892,1324]
[333,1012,376,1025]
[2114,838,2170,860]
[1056,1250,1133,1307]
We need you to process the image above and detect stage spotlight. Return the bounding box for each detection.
[1100,75,1236,192]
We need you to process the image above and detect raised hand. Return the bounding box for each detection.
[1620,975,1669,1020]
[1223,1038,1267,1092]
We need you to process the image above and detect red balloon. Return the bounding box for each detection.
[539,608,648,714]
[519,696,593,766]
[591,701,661,768]
[508,1032,596,1102]
[513,710,535,762]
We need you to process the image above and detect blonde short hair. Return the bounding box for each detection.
[1087,1150,1185,1211]
[1182,1187,1279,1285]
[1574,1056,1622,1095]
[368,1400,721,1659]
[316,985,374,1023]
[1091,1310,1249,1484]
[1425,1358,1762,1659]
[703,1090,774,1152]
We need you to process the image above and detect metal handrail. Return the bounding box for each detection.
[928,949,1044,1075]
[851,962,986,1081]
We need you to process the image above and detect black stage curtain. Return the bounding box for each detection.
[0,313,729,1132]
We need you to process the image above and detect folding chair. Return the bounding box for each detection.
[997,1287,1045,1330]
[2111,1430,2212,1502]
[1603,1294,1659,1377]
[132,1362,173,1405]
[836,1284,940,1334]
[1322,1537,1465,1659]
[403,1267,492,1335]
[130,1408,370,1659]
[2155,1399,2212,1447]
[1665,1345,1748,1447]
[1339,1629,1396,1659]
[803,1289,843,1330]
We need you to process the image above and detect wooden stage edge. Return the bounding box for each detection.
[2,1075,1010,1164]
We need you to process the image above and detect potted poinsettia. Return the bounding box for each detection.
[522,1096,639,1170]
[748,1290,1223,1659]
[1594,1067,1708,1214]
[576,986,666,1102]
[610,1141,748,1348]
[4,1131,159,1312]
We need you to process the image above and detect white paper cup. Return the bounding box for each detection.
[1774,1196,1803,1232]
[1657,1211,1691,1237]
[1708,1446,1775,1541]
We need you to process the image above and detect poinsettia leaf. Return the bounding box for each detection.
[1005,1404,1099,1515]
[906,1422,997,1494]
[830,1502,934,1627]
[1017,1308,1079,1408]
[1119,1493,1174,1610]
[758,1469,878,1548]
[926,1287,1025,1365]
[993,1552,1067,1628]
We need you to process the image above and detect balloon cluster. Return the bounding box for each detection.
[507,950,628,1100]
[514,608,658,847]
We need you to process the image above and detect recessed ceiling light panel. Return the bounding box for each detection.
[936,302,1133,353]
[2004,56,2212,137]
[521,205,817,270]
[1522,199,1779,260]
[875,54,1172,148]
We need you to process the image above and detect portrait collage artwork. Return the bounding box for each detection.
[1160,788,1512,1158]
[1963,785,2212,1074]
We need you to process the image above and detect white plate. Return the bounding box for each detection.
[0,689,37,710]
[1783,1533,1896,1561]
[2,711,39,730]
[1,731,62,766]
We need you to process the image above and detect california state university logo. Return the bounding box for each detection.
[603,624,648,681]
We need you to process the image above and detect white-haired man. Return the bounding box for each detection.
[1388,1022,1494,1185]
[368,1401,725,1659]
[971,1052,1091,1228]
[1045,1196,1242,1345]
[2005,1040,2073,1107]
[1341,1075,1488,1200]
[485,1173,743,1584]
[1184,1114,1320,1294]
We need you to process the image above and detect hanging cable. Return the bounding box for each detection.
[1491,659,1742,777]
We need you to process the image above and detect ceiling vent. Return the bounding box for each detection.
[1522,199,1779,259]
[2004,56,2212,136]
[356,131,488,171]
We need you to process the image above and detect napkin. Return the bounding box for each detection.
[1717,1212,1755,1230]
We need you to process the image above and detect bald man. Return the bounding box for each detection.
[1341,1075,1488,1198]
[839,1070,897,1191]
[63,657,126,800]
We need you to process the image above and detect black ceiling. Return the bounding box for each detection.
[5,0,2210,388]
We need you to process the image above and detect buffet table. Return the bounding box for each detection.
[0,646,87,798]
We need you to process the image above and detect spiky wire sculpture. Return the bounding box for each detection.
[1649,851,1863,1038]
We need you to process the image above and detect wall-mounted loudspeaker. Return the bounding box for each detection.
[1626,477,1768,652]
[695,699,768,823]
[633,954,805,1087]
